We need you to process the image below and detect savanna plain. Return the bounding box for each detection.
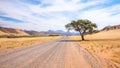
[0,29,120,68]
[70,29,120,65]
[0,36,61,53]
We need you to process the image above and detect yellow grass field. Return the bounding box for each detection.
[70,29,120,64]
[0,36,61,52]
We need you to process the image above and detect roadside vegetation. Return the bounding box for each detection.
[0,36,61,52]
[48,34,60,36]
[70,29,120,64]
[0,34,60,38]
[0,35,38,38]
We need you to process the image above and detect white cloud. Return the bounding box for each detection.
[0,0,120,31]
[29,0,108,13]
[79,4,120,29]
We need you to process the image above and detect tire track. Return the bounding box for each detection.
[0,36,118,68]
[72,42,120,68]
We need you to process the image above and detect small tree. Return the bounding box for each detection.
[65,19,97,40]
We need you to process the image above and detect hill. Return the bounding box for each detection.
[0,27,29,36]
[102,25,120,31]
[0,26,78,36]
[25,30,79,36]
[88,24,120,39]
[70,28,120,65]
[24,30,48,36]
[86,29,120,39]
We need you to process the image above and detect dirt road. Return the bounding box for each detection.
[0,36,119,68]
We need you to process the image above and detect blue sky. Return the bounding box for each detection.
[0,0,120,31]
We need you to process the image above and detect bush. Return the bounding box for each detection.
[48,34,59,36]
[0,35,38,38]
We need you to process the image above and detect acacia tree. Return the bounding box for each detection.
[65,19,97,40]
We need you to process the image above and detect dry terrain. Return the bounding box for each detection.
[0,36,61,53]
[70,29,120,65]
[0,29,120,68]
[0,36,119,68]
[0,27,29,36]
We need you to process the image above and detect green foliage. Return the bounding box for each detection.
[65,19,97,40]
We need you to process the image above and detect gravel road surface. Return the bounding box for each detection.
[0,36,119,68]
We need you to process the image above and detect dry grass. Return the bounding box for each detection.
[70,29,120,64]
[0,36,61,52]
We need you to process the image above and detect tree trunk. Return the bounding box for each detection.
[78,31,85,41]
[81,35,85,40]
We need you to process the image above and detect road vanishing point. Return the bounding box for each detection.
[0,36,119,68]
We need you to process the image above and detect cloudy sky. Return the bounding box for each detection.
[0,0,120,31]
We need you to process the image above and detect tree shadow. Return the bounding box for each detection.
[59,39,90,42]
[59,39,120,42]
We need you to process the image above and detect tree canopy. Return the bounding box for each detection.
[65,19,97,40]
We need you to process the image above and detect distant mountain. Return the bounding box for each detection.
[47,30,79,35]
[0,26,79,36]
[0,27,29,36]
[25,30,79,36]
[24,30,48,36]
[102,25,120,31]
[1,24,120,36]
[47,30,64,35]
